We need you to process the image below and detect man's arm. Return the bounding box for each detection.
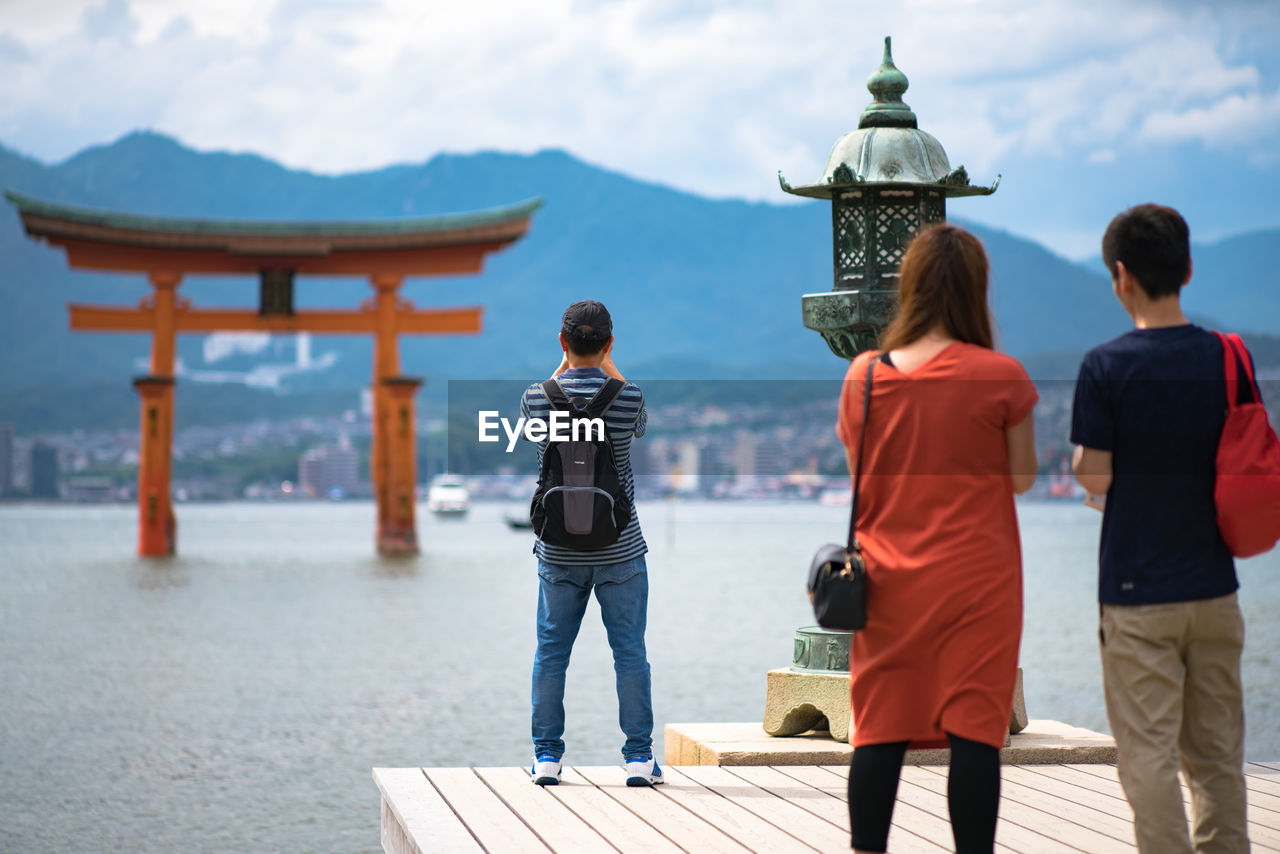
[601,352,625,382]
[1072,444,1113,496]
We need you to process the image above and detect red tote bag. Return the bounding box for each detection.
[1214,331,1280,558]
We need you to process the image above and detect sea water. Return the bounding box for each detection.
[1,500,1277,852]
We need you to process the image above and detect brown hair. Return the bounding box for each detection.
[878,223,994,351]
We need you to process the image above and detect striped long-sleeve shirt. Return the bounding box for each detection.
[520,367,648,566]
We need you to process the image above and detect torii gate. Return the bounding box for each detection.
[6,190,540,557]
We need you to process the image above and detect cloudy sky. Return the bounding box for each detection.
[1,0,1278,258]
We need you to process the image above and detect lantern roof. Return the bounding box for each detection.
[778,37,999,200]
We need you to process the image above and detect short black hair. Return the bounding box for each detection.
[1101,204,1190,299]
[564,324,609,356]
[560,300,612,355]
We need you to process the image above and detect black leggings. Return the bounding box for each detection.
[847,734,1000,853]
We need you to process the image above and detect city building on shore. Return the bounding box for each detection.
[298,437,359,499]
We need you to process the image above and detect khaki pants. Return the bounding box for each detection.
[1101,593,1248,854]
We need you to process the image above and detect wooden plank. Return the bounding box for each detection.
[1239,785,1280,815]
[1062,763,1280,818]
[473,768,617,854]
[858,764,1072,854]
[1002,765,1135,821]
[901,765,1110,854]
[678,765,851,852]
[426,767,551,853]
[780,765,969,853]
[546,767,683,853]
[1052,764,1280,849]
[1247,763,1280,779]
[372,768,482,854]
[725,765,945,854]
[808,763,1039,854]
[1016,764,1134,807]
[654,767,820,854]
[983,768,1137,844]
[575,765,750,854]
[1246,765,1280,797]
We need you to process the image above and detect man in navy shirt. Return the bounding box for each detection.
[1072,204,1247,853]
[521,301,661,788]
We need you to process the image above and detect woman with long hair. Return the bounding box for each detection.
[836,224,1038,854]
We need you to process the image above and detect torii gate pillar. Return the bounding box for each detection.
[377,376,424,556]
[133,270,181,557]
[133,375,176,556]
[369,274,423,556]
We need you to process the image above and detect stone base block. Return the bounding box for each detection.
[763,666,1029,744]
[762,669,850,741]
[664,719,1117,767]
[1010,667,1028,734]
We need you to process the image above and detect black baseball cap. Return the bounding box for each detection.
[561,300,612,338]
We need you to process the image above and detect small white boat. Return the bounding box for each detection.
[426,475,470,516]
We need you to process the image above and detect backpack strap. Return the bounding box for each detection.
[541,379,572,412]
[584,378,627,420]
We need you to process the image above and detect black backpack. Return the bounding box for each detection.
[530,378,632,550]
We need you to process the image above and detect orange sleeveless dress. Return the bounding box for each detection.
[836,343,1038,749]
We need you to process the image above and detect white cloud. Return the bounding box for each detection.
[1140,89,1280,151]
[0,0,1276,208]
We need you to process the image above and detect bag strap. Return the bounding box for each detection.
[542,378,572,411]
[585,378,627,420]
[848,354,880,554]
[1215,331,1260,408]
[542,377,626,417]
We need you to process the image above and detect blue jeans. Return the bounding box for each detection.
[532,555,653,760]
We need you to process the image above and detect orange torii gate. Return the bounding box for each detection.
[6,190,540,557]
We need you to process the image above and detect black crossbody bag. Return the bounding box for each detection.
[806,354,878,631]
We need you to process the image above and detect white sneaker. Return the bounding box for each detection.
[625,755,664,787]
[531,754,562,786]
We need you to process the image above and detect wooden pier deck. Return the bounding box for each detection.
[374,761,1280,853]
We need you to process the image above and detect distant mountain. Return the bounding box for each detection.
[1183,231,1280,333]
[0,131,1271,401]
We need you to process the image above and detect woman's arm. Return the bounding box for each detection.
[1005,414,1037,495]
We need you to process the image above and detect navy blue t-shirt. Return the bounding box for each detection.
[1070,324,1237,605]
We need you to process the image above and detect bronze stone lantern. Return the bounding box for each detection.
[779,36,999,359]
[761,37,1005,745]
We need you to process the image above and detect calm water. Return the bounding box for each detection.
[1,500,1278,852]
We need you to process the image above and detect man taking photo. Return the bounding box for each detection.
[520,300,660,787]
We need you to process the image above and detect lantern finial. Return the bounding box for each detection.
[859,36,917,129]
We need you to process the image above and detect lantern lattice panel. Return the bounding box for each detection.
[924,192,945,225]
[834,196,867,278]
[874,202,918,270]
